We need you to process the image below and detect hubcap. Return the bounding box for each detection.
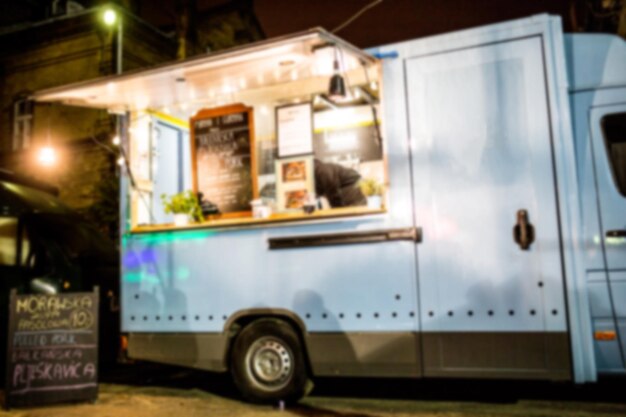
[245,336,293,392]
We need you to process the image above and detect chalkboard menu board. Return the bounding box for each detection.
[191,104,257,217]
[5,289,99,408]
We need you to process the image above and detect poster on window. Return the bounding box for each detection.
[276,103,313,157]
[275,155,315,212]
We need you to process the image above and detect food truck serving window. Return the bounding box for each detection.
[33,30,385,232]
[123,46,385,231]
[132,98,384,230]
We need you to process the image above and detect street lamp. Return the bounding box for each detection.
[102,6,123,74]
[102,5,124,181]
[103,8,117,26]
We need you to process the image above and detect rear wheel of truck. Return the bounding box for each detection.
[230,319,308,403]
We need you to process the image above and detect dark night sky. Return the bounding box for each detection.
[137,0,573,48]
[0,0,574,48]
[253,0,572,47]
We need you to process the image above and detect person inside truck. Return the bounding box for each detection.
[313,158,367,208]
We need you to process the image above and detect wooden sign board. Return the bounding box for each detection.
[190,104,257,218]
[5,289,99,409]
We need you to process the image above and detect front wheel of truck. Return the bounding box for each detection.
[230,319,308,403]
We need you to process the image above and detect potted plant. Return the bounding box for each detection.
[359,178,384,209]
[161,190,203,226]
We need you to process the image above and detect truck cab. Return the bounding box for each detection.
[566,34,626,373]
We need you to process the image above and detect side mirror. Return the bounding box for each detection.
[29,277,59,295]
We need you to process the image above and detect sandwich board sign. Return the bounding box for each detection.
[5,289,99,408]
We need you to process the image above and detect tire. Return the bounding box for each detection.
[230,319,309,403]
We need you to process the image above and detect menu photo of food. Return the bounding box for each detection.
[285,190,307,209]
[282,161,307,182]
[275,155,315,212]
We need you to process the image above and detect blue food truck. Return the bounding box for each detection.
[34,14,625,402]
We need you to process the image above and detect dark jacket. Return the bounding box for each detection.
[314,159,367,208]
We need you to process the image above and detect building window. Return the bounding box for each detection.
[13,98,33,151]
[50,0,84,17]
[601,112,626,197]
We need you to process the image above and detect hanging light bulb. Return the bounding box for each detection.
[328,47,346,100]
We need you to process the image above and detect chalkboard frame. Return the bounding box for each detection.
[190,104,257,219]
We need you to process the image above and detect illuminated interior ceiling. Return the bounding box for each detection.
[33,28,377,113]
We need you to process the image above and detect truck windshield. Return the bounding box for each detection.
[25,213,117,265]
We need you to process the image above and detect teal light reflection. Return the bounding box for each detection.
[124,229,217,246]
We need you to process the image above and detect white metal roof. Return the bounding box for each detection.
[33,28,376,112]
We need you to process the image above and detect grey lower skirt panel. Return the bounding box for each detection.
[127,331,571,381]
[307,331,571,380]
[128,333,229,372]
[420,332,571,381]
[305,332,422,377]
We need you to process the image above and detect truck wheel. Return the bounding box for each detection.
[230,319,308,403]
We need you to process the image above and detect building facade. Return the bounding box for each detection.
[0,4,176,220]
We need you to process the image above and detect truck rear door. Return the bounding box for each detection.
[405,35,570,379]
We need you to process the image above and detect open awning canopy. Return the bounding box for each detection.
[33,28,376,113]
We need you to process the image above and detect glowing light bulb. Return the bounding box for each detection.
[112,135,121,146]
[117,156,125,166]
[38,146,57,166]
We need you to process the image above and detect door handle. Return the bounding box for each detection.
[513,209,534,250]
[606,230,626,238]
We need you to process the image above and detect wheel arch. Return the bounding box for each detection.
[224,308,312,373]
